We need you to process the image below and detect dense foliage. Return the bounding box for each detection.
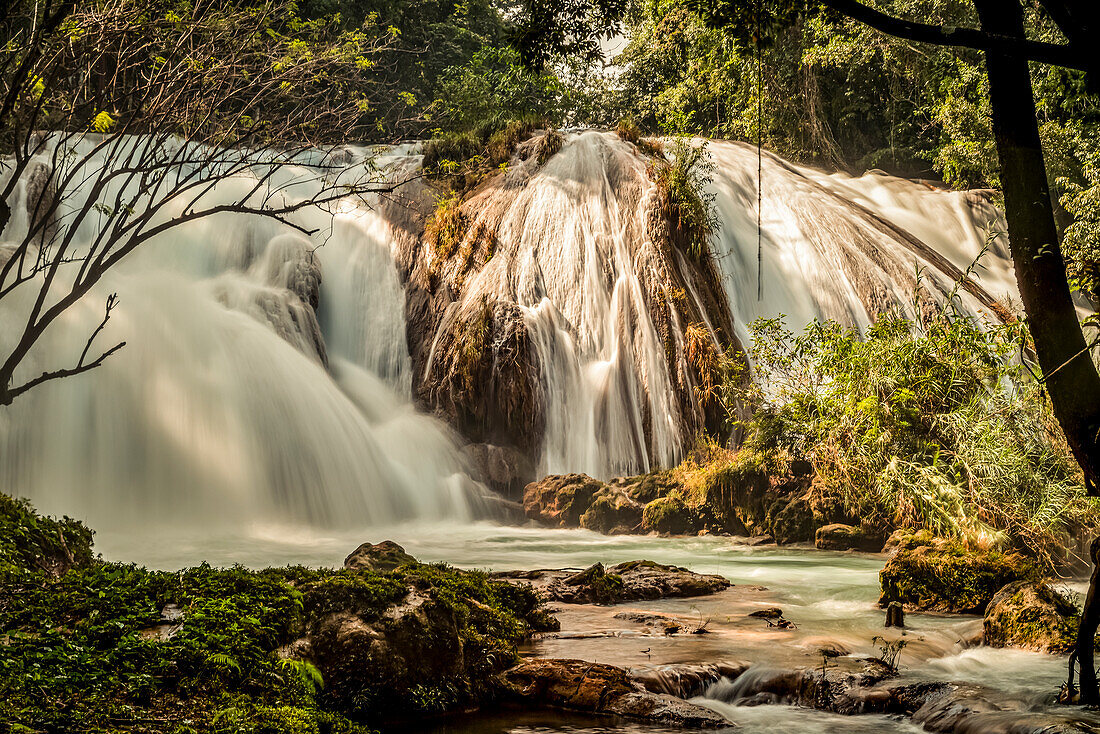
[724,307,1098,567]
[0,496,548,733]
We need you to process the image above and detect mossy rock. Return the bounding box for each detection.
[580,489,643,534]
[617,470,681,504]
[641,495,697,535]
[343,540,417,572]
[983,580,1081,654]
[523,474,606,527]
[815,523,884,552]
[879,543,1039,614]
[767,495,815,545]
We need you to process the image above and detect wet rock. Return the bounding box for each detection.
[499,659,730,727]
[641,495,697,535]
[581,486,644,534]
[815,523,884,552]
[523,474,606,527]
[885,601,905,628]
[911,683,1100,733]
[538,560,729,604]
[983,580,1080,653]
[463,443,536,498]
[768,495,814,545]
[748,607,783,619]
[343,540,417,572]
[613,611,678,626]
[878,541,1037,614]
[629,662,749,698]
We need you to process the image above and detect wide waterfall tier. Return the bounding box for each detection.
[0,130,1016,531]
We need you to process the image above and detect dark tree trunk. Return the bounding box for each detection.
[972,0,1100,705]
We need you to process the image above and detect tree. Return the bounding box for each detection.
[518,0,1100,703]
[0,0,410,406]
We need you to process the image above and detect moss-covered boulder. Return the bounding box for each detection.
[879,542,1038,614]
[982,581,1080,653]
[580,487,644,534]
[343,540,417,572]
[523,473,605,527]
[642,494,698,534]
[815,524,884,552]
[767,495,815,545]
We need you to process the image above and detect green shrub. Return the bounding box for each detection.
[425,193,466,258]
[726,309,1099,568]
[651,138,718,259]
[0,493,94,575]
[616,118,641,143]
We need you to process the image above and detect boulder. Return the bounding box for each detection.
[641,495,697,535]
[878,542,1037,614]
[537,560,729,604]
[815,523,884,552]
[463,443,536,498]
[343,540,417,572]
[983,580,1080,654]
[498,659,730,727]
[524,474,606,527]
[580,486,644,534]
[768,495,814,545]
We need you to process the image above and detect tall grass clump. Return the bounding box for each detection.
[730,310,1097,568]
[651,138,718,260]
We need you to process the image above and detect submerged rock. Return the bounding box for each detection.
[343,540,417,572]
[498,659,730,727]
[630,661,750,698]
[878,542,1037,614]
[983,580,1080,653]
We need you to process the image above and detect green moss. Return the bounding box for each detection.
[879,542,1039,614]
[0,494,553,731]
[425,194,466,259]
[641,494,697,535]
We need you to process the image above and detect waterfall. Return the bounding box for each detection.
[0,131,1017,533]
[0,140,482,533]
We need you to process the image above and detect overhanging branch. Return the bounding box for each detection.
[819,0,1087,70]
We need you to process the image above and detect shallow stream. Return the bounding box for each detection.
[100,523,1088,733]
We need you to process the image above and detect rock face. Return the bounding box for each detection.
[815,523,884,552]
[498,659,730,727]
[630,662,750,698]
[983,580,1080,653]
[343,540,417,572]
[878,541,1037,614]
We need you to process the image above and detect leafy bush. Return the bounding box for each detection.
[650,138,719,259]
[727,310,1098,567]
[616,118,642,143]
[0,495,551,732]
[0,493,94,576]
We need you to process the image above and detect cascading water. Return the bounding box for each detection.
[0,130,1018,535]
[0,140,482,534]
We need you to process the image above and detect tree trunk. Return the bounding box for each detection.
[972,0,1100,704]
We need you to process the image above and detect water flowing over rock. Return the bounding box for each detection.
[0,131,1017,533]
